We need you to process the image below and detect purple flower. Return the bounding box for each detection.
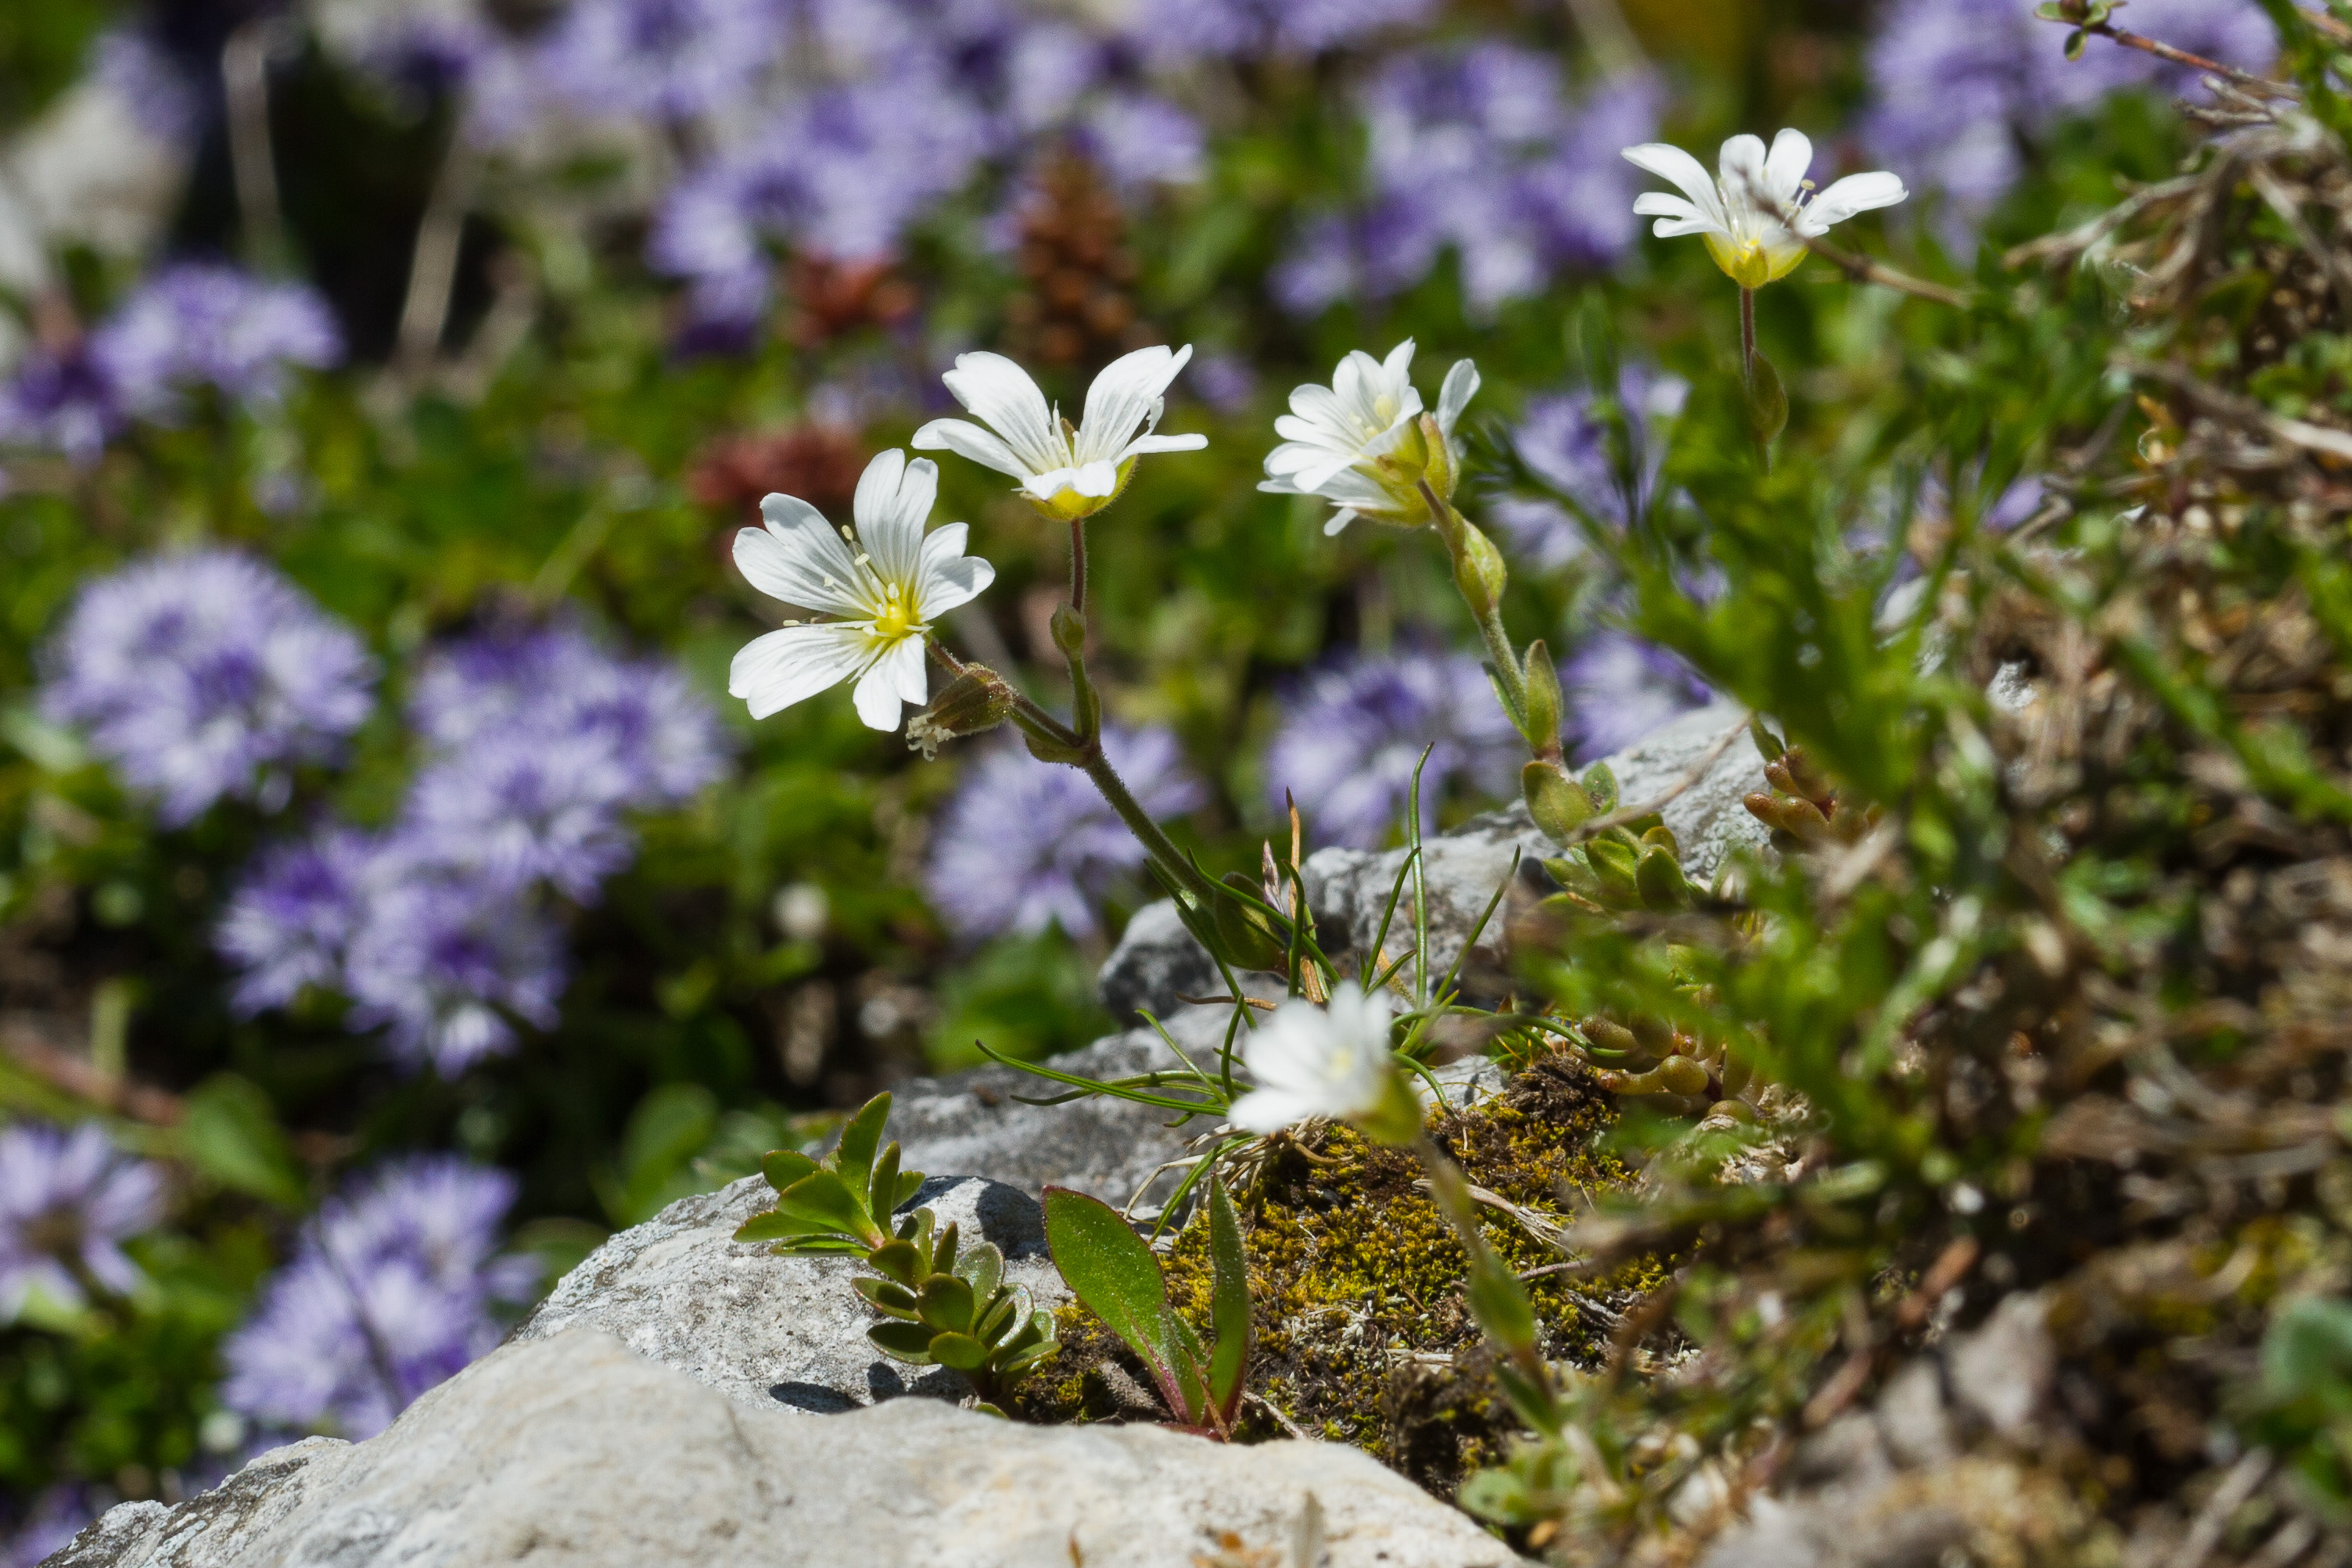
[925,725,1205,941]
[404,729,638,902]
[1499,362,1689,569]
[342,859,567,1076]
[3,1487,95,1568]
[0,341,130,467]
[1864,0,2275,236]
[1277,53,1661,316]
[0,1122,163,1319]
[1187,350,1258,415]
[92,27,206,143]
[1078,92,1206,191]
[1562,630,1714,762]
[97,264,343,418]
[216,827,382,1016]
[1263,648,1521,850]
[221,1157,534,1439]
[1132,0,1437,59]
[649,77,990,335]
[532,0,785,124]
[41,551,377,826]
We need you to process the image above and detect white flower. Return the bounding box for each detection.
[912,344,1207,521]
[1259,340,1480,536]
[1230,981,1417,1142]
[1622,129,1907,290]
[729,449,995,732]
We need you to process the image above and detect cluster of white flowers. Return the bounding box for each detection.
[725,124,1907,1135]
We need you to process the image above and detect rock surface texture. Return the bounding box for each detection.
[56,1331,1521,1568]
[1102,700,1767,1020]
[508,1173,1065,1415]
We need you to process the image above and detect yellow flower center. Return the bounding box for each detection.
[871,584,919,642]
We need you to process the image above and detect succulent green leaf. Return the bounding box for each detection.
[972,1290,1015,1344]
[954,1240,1004,1302]
[1636,845,1693,910]
[896,1207,935,1254]
[774,1172,877,1245]
[869,1141,904,1220]
[1523,760,1596,841]
[853,1276,920,1318]
[1043,1186,1193,1413]
[932,1221,961,1277]
[1206,1175,1252,1419]
[928,1331,989,1372]
[867,1321,938,1363]
[1580,762,1619,813]
[892,1170,928,1210]
[917,1273,978,1334]
[760,1150,819,1193]
[832,1093,890,1200]
[868,1239,924,1287]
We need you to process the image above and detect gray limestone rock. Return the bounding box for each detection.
[508,1172,1065,1416]
[55,1329,1522,1568]
[1101,700,1769,1021]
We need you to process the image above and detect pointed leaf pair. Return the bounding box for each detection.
[1044,1185,1206,1426]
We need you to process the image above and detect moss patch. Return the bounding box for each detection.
[1014,1050,1663,1498]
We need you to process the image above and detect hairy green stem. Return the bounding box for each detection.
[1419,479,1529,735]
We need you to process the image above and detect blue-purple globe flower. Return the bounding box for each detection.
[99,263,343,419]
[925,725,1205,941]
[1562,630,1716,763]
[41,551,378,826]
[533,0,784,125]
[1263,648,1521,850]
[221,1157,534,1439]
[1496,363,1689,570]
[0,1122,163,1320]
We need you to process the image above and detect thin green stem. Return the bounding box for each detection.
[1417,479,1528,731]
[1739,287,1757,392]
[1068,517,1089,615]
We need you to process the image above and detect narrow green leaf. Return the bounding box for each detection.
[892,1170,928,1210]
[832,1093,890,1204]
[1043,1186,1189,1399]
[1206,1175,1252,1416]
[867,1140,903,1222]
[932,1221,961,1277]
[733,1209,826,1243]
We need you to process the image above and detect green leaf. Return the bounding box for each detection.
[892,1170,928,1210]
[1745,353,1788,445]
[181,1075,307,1208]
[955,1240,1004,1302]
[932,1221,961,1277]
[1043,1186,1193,1414]
[917,1273,978,1335]
[1636,845,1693,910]
[928,1331,989,1372]
[1522,760,1596,841]
[760,1150,818,1193]
[1580,762,1619,813]
[868,1239,924,1286]
[867,1321,938,1363]
[1206,1175,1252,1419]
[832,1093,890,1202]
[853,1276,920,1318]
[774,1172,876,1243]
[973,1290,1016,1344]
[868,1140,904,1220]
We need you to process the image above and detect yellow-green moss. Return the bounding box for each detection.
[1014,1051,1664,1498]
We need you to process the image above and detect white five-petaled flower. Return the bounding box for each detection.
[912,344,1207,521]
[1230,982,1421,1144]
[1259,340,1480,536]
[730,449,995,732]
[1622,130,1907,291]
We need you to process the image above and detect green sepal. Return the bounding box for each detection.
[1521,640,1563,755]
[867,1321,939,1363]
[760,1150,818,1193]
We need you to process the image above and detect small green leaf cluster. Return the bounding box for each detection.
[1041,1179,1251,1437]
[735,1093,1056,1413]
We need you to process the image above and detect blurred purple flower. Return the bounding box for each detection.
[1499,362,1689,569]
[0,341,129,468]
[1263,648,1521,850]
[41,551,377,826]
[221,1157,536,1439]
[217,827,382,1016]
[650,77,990,335]
[1133,0,1437,58]
[2,1487,94,1568]
[1562,630,1714,762]
[99,264,343,418]
[1079,92,1206,191]
[925,725,1205,941]
[1865,0,2274,238]
[1277,53,1660,316]
[92,27,206,142]
[404,730,638,902]
[533,0,784,124]
[1187,350,1258,415]
[0,1122,163,1319]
